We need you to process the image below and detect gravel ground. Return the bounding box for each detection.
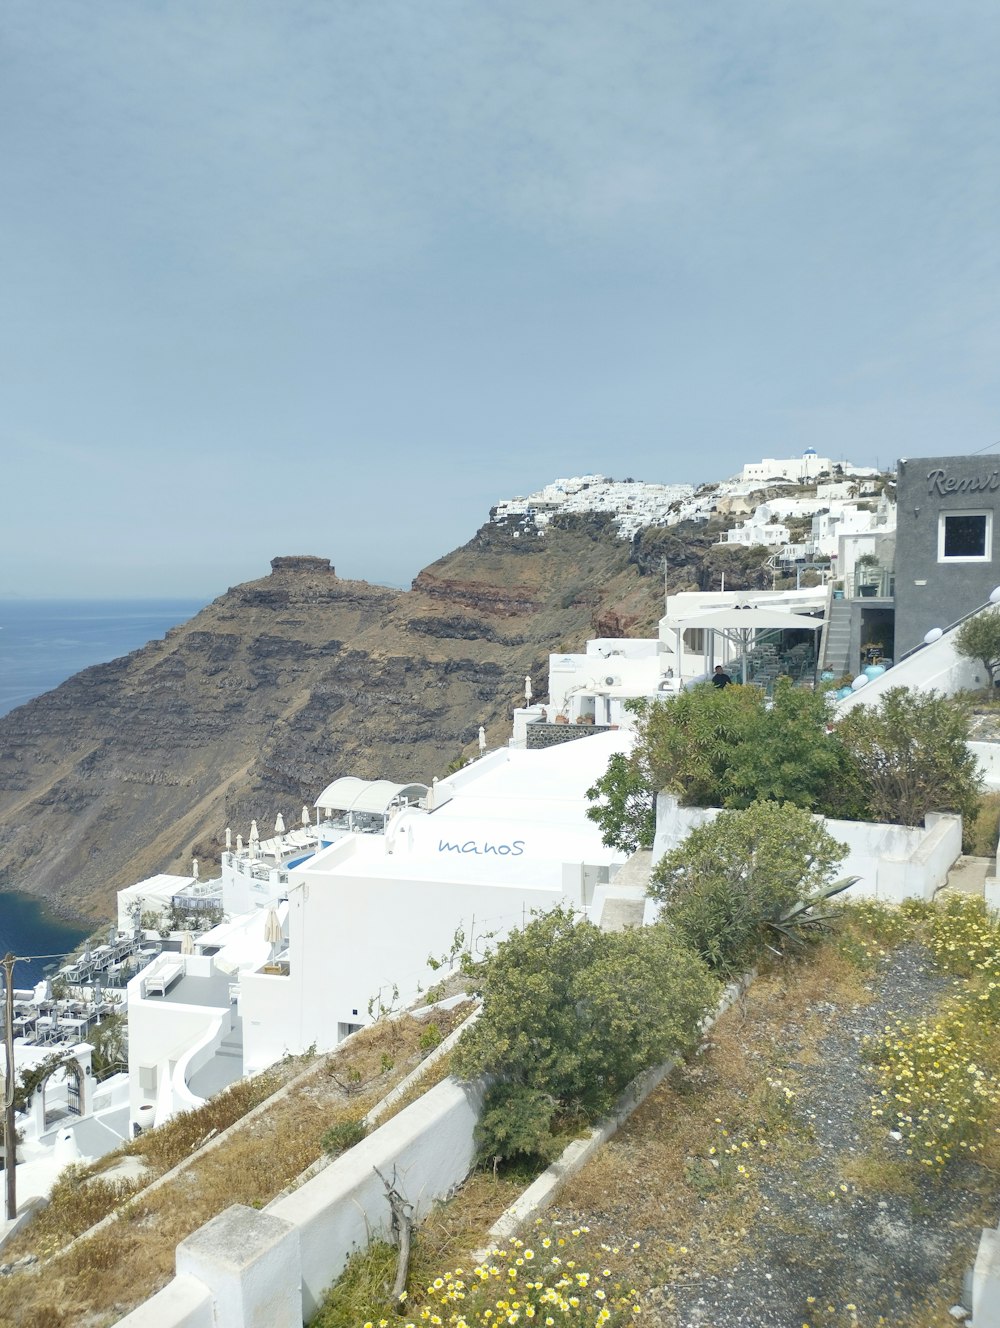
[664,944,987,1328]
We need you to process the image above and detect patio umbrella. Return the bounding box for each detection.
[264,908,282,964]
[524,674,533,703]
[478,725,486,753]
[662,604,823,684]
[301,805,311,827]
[275,813,286,834]
[180,931,195,956]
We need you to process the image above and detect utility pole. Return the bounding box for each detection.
[2,952,16,1222]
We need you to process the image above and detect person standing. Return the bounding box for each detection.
[712,665,732,688]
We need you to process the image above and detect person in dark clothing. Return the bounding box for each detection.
[712,665,732,688]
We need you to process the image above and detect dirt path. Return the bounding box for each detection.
[551,938,999,1328]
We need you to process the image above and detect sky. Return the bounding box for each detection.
[3,1,1000,598]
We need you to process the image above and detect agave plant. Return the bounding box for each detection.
[763,875,860,953]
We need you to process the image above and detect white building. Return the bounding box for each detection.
[117,873,197,932]
[124,734,633,1130]
[542,637,678,729]
[741,449,833,485]
[492,475,694,540]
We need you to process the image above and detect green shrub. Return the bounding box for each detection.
[454,907,717,1135]
[967,791,1000,858]
[835,687,983,829]
[955,610,1000,684]
[418,1022,443,1053]
[474,1083,558,1166]
[650,801,847,976]
[321,1117,367,1156]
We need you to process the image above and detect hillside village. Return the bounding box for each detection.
[3,449,1000,1326]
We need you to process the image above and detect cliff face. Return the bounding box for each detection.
[0,527,666,921]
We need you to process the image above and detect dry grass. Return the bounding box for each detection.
[551,961,819,1287]
[542,916,999,1325]
[310,910,1000,1328]
[0,1007,470,1328]
[313,1171,528,1328]
[372,1049,456,1125]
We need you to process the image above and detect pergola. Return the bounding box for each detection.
[662,604,824,684]
[313,777,429,828]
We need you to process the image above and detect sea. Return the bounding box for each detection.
[0,597,204,983]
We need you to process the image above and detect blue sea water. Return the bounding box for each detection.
[0,597,204,718]
[0,892,92,986]
[0,597,204,978]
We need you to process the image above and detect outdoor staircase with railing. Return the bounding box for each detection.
[821,596,852,678]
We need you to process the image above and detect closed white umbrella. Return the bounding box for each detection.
[264,908,283,964]
[275,813,286,834]
[301,805,311,827]
[524,674,533,703]
[180,931,195,956]
[478,725,487,753]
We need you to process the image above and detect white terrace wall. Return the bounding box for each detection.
[111,1074,484,1328]
[652,794,961,903]
[971,741,1000,793]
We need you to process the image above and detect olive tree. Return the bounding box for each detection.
[955,610,1000,687]
[835,688,982,828]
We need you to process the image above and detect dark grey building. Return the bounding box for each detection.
[895,454,1000,655]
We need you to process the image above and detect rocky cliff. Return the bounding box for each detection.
[0,525,676,922]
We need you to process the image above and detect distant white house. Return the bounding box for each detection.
[741,449,833,485]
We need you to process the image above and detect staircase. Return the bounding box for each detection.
[187,1017,244,1100]
[821,597,852,677]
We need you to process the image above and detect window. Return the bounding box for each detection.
[938,511,992,562]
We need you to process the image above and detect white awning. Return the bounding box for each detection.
[664,605,823,631]
[314,777,428,815]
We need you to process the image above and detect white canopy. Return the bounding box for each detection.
[314,777,428,816]
[664,605,823,632]
[663,603,823,685]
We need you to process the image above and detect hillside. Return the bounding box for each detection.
[0,520,685,922]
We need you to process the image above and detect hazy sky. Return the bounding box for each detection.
[4,2,999,598]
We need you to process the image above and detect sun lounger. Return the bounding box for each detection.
[144,958,184,996]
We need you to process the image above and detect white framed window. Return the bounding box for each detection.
[938,510,992,562]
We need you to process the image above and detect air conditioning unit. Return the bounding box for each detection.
[603,675,621,687]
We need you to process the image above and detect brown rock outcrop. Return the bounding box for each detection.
[0,521,666,922]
